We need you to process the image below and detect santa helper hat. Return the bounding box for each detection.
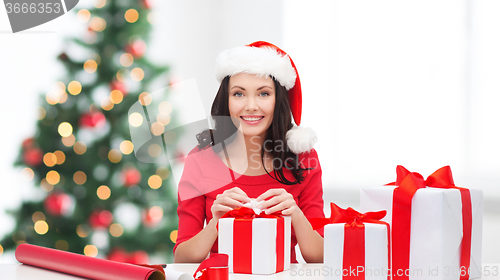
[215,41,317,154]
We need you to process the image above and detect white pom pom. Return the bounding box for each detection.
[286,126,317,154]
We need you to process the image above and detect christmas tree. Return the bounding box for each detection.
[0,0,179,264]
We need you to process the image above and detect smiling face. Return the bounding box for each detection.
[228,73,276,139]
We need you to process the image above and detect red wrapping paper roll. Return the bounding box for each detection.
[15,244,165,280]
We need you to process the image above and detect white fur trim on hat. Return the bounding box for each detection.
[286,126,317,154]
[215,46,297,89]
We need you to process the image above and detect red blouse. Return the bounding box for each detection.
[174,146,324,263]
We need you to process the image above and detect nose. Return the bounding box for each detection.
[245,96,258,111]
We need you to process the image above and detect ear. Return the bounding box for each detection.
[286,126,317,154]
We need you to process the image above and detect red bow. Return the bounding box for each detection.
[387,165,472,280]
[220,206,282,219]
[193,253,228,280]
[310,203,387,230]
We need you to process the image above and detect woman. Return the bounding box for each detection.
[173,41,324,264]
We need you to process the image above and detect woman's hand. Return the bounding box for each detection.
[256,189,301,217]
[211,187,251,221]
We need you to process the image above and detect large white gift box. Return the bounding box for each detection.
[361,185,483,280]
[218,215,291,274]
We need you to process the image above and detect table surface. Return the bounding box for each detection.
[1,263,499,280]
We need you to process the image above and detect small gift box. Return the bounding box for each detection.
[360,166,483,280]
[310,203,390,280]
[218,207,291,275]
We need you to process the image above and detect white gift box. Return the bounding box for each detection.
[218,216,291,275]
[324,223,389,280]
[360,186,483,280]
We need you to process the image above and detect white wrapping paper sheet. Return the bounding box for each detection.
[218,216,291,274]
[360,186,483,280]
[324,223,389,280]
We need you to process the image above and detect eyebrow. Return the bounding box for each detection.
[230,85,273,91]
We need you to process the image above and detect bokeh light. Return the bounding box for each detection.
[43,152,57,167]
[148,144,162,158]
[148,175,162,189]
[147,12,156,25]
[120,53,134,67]
[130,67,145,81]
[54,150,66,165]
[119,140,134,155]
[125,9,139,23]
[170,230,178,243]
[138,92,152,106]
[149,206,163,220]
[89,17,106,32]
[74,141,87,155]
[77,224,90,238]
[84,245,98,257]
[38,107,46,120]
[68,81,82,95]
[110,90,123,104]
[73,171,87,185]
[156,167,170,180]
[84,60,98,73]
[93,0,106,9]
[101,98,114,111]
[55,240,69,251]
[128,112,143,127]
[159,101,172,114]
[40,179,54,192]
[62,134,76,147]
[150,122,164,136]
[46,170,60,185]
[34,221,49,235]
[97,185,111,200]
[21,168,34,181]
[32,211,45,223]
[109,223,124,237]
[58,92,68,104]
[116,69,128,82]
[58,122,73,137]
[108,149,122,163]
[77,9,91,22]
[156,113,170,126]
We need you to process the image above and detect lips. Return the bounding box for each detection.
[240,116,264,125]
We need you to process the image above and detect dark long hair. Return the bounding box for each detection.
[196,76,309,185]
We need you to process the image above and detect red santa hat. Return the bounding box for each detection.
[215,41,316,154]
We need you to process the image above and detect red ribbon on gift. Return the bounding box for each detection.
[193,253,229,280]
[220,207,285,274]
[386,165,472,280]
[310,203,391,280]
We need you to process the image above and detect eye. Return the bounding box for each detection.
[233,92,243,97]
[259,92,270,97]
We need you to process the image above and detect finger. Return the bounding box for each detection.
[228,192,252,204]
[256,189,284,202]
[228,187,251,202]
[264,202,288,215]
[212,204,234,215]
[258,196,282,210]
[216,196,245,208]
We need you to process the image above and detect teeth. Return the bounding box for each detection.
[242,117,263,121]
